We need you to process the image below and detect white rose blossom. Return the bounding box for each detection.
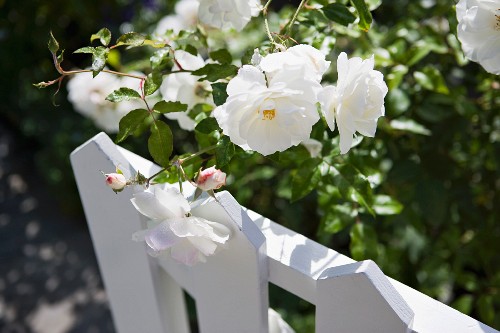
[268,308,295,333]
[67,70,149,133]
[160,50,213,131]
[131,186,231,266]
[196,166,227,191]
[456,0,500,74]
[319,52,388,154]
[154,0,199,37]
[67,70,124,133]
[259,44,331,82]
[198,0,261,31]
[104,173,127,192]
[213,57,322,155]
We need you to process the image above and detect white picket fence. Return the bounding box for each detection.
[71,133,498,333]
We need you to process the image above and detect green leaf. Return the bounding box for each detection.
[91,28,111,46]
[144,71,162,96]
[192,64,239,82]
[322,4,356,26]
[215,135,235,168]
[151,49,172,71]
[74,46,96,54]
[106,87,141,102]
[350,0,372,31]
[211,82,228,106]
[373,195,403,215]
[116,32,146,47]
[414,66,449,94]
[331,163,375,216]
[153,101,188,113]
[350,222,378,260]
[291,158,322,202]
[148,120,173,167]
[48,31,59,54]
[209,49,232,64]
[195,117,220,134]
[56,50,64,65]
[143,39,168,48]
[92,46,108,77]
[323,204,357,234]
[116,109,150,143]
[389,118,431,136]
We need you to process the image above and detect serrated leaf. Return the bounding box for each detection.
[91,28,112,46]
[414,66,449,94]
[106,87,141,102]
[209,49,232,64]
[373,195,403,215]
[151,49,172,70]
[215,135,235,168]
[323,204,357,234]
[149,121,173,167]
[48,31,59,54]
[195,117,220,134]
[143,39,167,48]
[322,3,356,26]
[390,118,431,136]
[56,50,64,65]
[116,109,150,143]
[350,0,372,31]
[144,71,162,96]
[211,82,228,106]
[192,64,238,82]
[331,163,375,216]
[291,158,322,202]
[153,101,188,113]
[74,46,96,54]
[91,46,109,77]
[350,222,378,260]
[116,32,146,47]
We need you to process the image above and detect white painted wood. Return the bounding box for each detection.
[316,260,414,333]
[73,133,499,333]
[247,210,499,333]
[71,133,189,333]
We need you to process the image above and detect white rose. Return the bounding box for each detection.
[268,308,295,333]
[131,186,231,266]
[319,52,388,154]
[196,166,226,191]
[67,70,125,133]
[214,63,321,156]
[456,0,500,74]
[154,0,199,36]
[160,50,213,131]
[104,173,127,192]
[198,0,261,31]
[301,138,323,158]
[259,44,331,82]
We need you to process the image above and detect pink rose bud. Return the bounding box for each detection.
[196,167,226,191]
[105,173,127,192]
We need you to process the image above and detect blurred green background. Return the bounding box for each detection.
[0,0,498,331]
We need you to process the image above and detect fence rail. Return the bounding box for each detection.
[71,133,498,333]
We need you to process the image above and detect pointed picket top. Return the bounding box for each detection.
[117,137,270,333]
[71,132,189,333]
[316,260,415,333]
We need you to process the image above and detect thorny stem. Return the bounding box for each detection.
[262,0,275,44]
[284,0,308,36]
[144,144,218,185]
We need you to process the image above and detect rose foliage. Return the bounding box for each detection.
[30,0,500,329]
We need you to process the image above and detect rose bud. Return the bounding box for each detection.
[105,173,127,192]
[196,166,226,191]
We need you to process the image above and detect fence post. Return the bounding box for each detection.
[316,260,415,333]
[71,133,189,333]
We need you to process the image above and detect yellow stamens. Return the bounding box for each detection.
[262,109,276,120]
